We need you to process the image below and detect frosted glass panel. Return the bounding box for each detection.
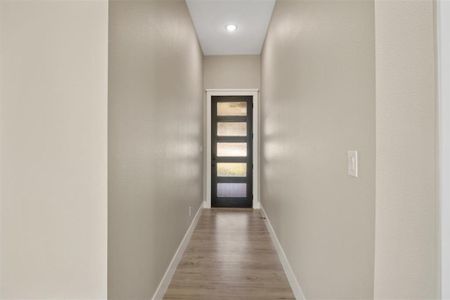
[217,183,246,198]
[217,122,247,136]
[217,163,247,177]
[217,143,246,157]
[217,102,247,116]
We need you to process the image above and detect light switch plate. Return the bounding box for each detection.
[347,150,358,177]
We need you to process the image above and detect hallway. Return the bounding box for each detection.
[164,209,294,299]
[0,0,445,299]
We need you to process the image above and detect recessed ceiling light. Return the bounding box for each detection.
[226,24,237,32]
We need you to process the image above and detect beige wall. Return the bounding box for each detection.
[261,1,375,298]
[0,1,108,299]
[203,55,260,89]
[374,1,438,298]
[108,0,203,298]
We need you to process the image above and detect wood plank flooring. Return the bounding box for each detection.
[164,208,295,300]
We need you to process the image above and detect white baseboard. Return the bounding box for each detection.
[152,204,203,300]
[260,205,306,300]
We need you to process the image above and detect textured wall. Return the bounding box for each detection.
[108,0,203,298]
[374,0,438,298]
[261,0,376,298]
[203,55,260,89]
[0,1,108,298]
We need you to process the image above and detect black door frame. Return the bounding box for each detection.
[211,96,253,208]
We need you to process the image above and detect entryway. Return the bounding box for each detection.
[205,90,260,209]
[211,96,253,208]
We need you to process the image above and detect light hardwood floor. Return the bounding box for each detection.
[164,208,295,300]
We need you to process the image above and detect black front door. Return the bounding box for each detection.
[211,96,253,208]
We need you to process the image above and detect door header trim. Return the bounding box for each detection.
[206,88,259,93]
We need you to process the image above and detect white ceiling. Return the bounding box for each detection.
[186,0,276,56]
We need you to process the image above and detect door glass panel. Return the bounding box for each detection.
[217,163,247,177]
[217,122,247,136]
[217,143,247,157]
[217,183,246,198]
[217,102,247,116]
